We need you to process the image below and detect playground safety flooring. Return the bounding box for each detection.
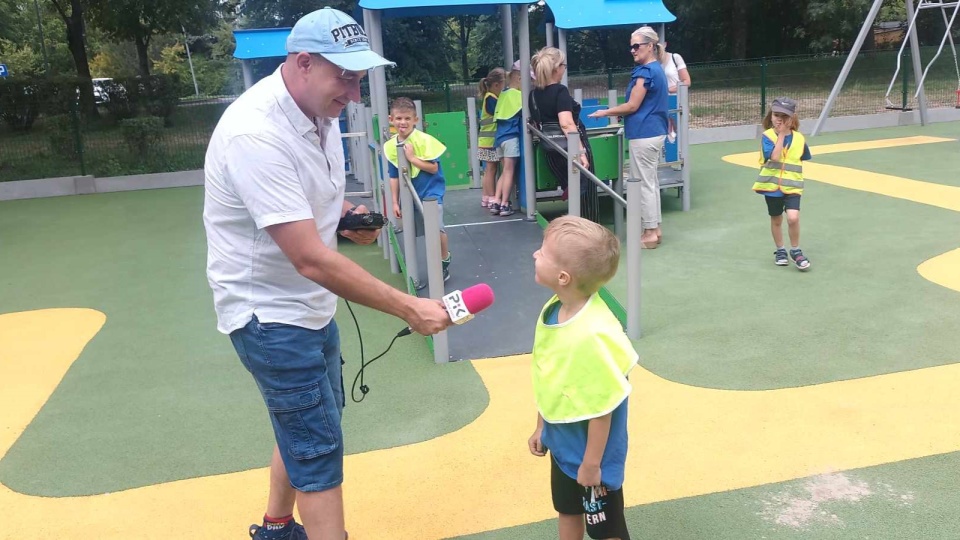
[2,122,960,539]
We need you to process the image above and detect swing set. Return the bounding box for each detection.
[813,0,960,136]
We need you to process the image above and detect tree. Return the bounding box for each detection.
[87,0,216,77]
[445,15,477,81]
[49,0,98,114]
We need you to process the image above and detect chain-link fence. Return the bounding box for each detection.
[2,48,958,182]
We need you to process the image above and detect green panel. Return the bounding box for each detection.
[597,97,628,106]
[589,134,620,181]
[533,132,622,192]
[424,111,470,187]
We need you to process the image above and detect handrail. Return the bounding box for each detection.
[527,123,627,208]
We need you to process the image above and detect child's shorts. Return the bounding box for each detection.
[499,137,520,159]
[765,194,801,217]
[478,147,501,162]
[551,457,630,540]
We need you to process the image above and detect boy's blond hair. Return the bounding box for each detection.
[390,97,417,115]
[544,216,620,294]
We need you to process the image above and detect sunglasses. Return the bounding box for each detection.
[630,42,652,52]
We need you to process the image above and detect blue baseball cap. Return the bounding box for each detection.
[286,7,396,72]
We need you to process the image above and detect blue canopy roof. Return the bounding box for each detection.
[233,28,291,60]
[546,0,675,30]
[358,0,528,19]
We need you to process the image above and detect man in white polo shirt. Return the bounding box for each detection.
[203,8,450,540]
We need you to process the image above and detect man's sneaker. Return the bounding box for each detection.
[249,520,308,540]
[499,204,515,216]
[789,249,811,271]
[774,248,789,266]
[488,202,501,215]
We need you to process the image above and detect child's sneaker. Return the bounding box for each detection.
[442,253,452,282]
[249,520,308,540]
[499,204,515,216]
[488,202,501,215]
[774,248,788,266]
[789,249,811,271]
[480,196,489,208]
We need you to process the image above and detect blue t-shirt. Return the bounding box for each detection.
[539,301,630,490]
[495,115,521,148]
[760,133,812,198]
[484,95,498,116]
[624,61,669,140]
[388,160,446,205]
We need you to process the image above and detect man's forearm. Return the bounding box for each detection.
[583,413,612,466]
[301,248,413,322]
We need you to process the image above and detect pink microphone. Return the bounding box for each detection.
[442,283,495,325]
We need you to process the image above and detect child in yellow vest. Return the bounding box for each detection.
[477,68,506,209]
[528,216,638,540]
[384,97,452,281]
[753,97,812,271]
[489,64,524,216]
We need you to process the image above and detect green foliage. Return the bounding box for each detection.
[119,116,164,155]
[44,114,77,156]
[0,78,40,131]
[98,74,181,123]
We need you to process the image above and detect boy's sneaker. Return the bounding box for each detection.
[488,202,501,215]
[499,204,515,216]
[249,520,308,540]
[789,249,811,271]
[442,253,452,282]
[774,248,789,266]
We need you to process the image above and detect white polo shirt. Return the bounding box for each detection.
[203,66,346,334]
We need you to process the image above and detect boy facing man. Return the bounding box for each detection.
[384,97,451,280]
[529,216,638,540]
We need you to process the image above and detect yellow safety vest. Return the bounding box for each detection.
[478,92,498,148]
[493,88,522,121]
[753,128,805,195]
[383,128,447,179]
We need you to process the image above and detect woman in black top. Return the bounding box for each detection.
[529,47,598,222]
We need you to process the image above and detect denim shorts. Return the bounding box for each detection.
[499,137,520,158]
[230,315,345,492]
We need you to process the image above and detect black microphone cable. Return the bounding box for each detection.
[344,299,412,403]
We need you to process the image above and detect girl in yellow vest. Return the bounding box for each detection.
[489,65,525,216]
[478,68,506,209]
[753,97,812,270]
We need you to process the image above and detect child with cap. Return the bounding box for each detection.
[528,215,638,540]
[384,97,452,281]
[754,96,813,271]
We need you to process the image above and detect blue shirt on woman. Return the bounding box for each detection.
[624,61,669,140]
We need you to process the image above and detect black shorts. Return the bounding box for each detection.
[765,195,801,217]
[551,457,630,540]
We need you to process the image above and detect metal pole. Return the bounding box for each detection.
[626,177,642,339]
[546,22,555,47]
[33,0,49,73]
[367,8,399,274]
[519,4,536,220]
[422,198,449,364]
[398,145,420,290]
[608,89,618,126]
[613,103,624,238]
[567,132,581,217]
[812,0,885,136]
[414,99,424,131]
[182,24,200,97]
[907,0,929,124]
[558,29,569,87]
[679,84,691,211]
[467,97,481,189]
[502,5,514,68]
[241,60,254,90]
[573,88,583,104]
[366,105,389,255]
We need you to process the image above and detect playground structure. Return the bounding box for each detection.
[232,0,691,362]
[814,0,960,135]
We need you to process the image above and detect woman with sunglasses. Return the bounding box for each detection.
[589,26,669,249]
